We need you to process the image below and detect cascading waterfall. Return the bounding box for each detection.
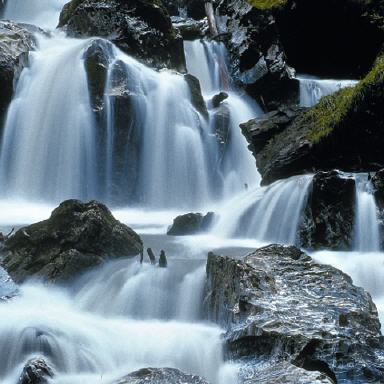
[353,174,381,252]
[297,74,358,107]
[211,174,313,245]
[2,0,67,29]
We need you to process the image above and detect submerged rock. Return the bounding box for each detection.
[205,244,384,383]
[299,171,356,250]
[167,212,214,236]
[19,357,54,384]
[242,54,384,184]
[113,367,209,383]
[0,200,143,283]
[59,0,186,71]
[0,21,36,128]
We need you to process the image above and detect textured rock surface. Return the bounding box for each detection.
[205,245,384,383]
[299,171,356,250]
[167,212,214,235]
[59,0,185,71]
[113,367,209,383]
[0,21,36,127]
[215,0,298,110]
[0,200,143,283]
[19,358,54,384]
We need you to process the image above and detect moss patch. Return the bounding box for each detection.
[305,55,384,143]
[248,0,287,9]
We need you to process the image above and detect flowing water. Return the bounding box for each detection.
[297,74,358,107]
[1,3,384,383]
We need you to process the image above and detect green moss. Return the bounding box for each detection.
[305,55,384,143]
[247,0,287,9]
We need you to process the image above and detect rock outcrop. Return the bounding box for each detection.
[205,245,384,383]
[241,54,384,184]
[113,367,209,384]
[167,212,214,235]
[19,358,54,384]
[0,21,36,128]
[299,171,356,250]
[58,0,185,71]
[0,200,143,283]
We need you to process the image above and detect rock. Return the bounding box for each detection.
[0,200,143,283]
[299,171,356,250]
[184,74,208,118]
[147,248,156,265]
[0,21,36,128]
[211,91,228,108]
[167,212,214,236]
[113,367,209,383]
[215,0,298,110]
[372,169,384,211]
[172,16,208,40]
[212,103,231,156]
[58,0,186,71]
[204,244,384,383]
[19,357,54,384]
[243,55,384,185]
[159,250,167,268]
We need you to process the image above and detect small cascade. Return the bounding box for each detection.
[353,174,381,252]
[212,174,313,245]
[297,74,358,107]
[2,0,67,29]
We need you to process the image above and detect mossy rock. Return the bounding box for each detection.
[247,0,287,10]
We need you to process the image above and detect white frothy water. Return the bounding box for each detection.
[298,74,358,107]
[353,174,381,252]
[2,0,66,29]
[211,175,313,245]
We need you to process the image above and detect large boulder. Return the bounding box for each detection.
[0,200,143,283]
[167,212,214,235]
[242,55,384,185]
[299,171,356,250]
[205,245,384,383]
[58,0,186,71]
[19,358,54,384]
[0,21,36,128]
[215,0,298,110]
[113,367,209,383]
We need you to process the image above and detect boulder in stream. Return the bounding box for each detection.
[113,367,209,383]
[205,244,384,383]
[167,212,214,236]
[0,200,143,283]
[19,357,54,384]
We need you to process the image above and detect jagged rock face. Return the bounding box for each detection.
[299,171,356,250]
[372,169,384,211]
[19,358,54,384]
[167,212,214,235]
[215,0,298,110]
[276,0,384,78]
[205,245,384,383]
[171,16,208,40]
[241,54,384,185]
[184,74,208,118]
[0,200,143,283]
[58,0,186,71]
[0,21,36,129]
[113,367,209,383]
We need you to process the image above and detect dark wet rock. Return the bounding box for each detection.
[242,55,384,185]
[372,169,384,211]
[211,91,228,108]
[212,103,230,155]
[0,21,36,128]
[0,200,143,283]
[19,357,54,384]
[167,212,214,235]
[59,0,186,71]
[275,0,384,78]
[215,0,298,110]
[113,367,209,383]
[159,250,167,268]
[241,105,305,154]
[172,16,208,40]
[147,248,156,265]
[205,244,384,383]
[299,171,356,250]
[184,74,208,118]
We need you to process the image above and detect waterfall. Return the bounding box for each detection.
[353,174,381,252]
[212,174,313,245]
[2,0,66,29]
[297,74,358,107]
